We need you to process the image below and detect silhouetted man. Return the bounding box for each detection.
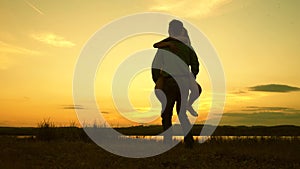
[152,20,199,148]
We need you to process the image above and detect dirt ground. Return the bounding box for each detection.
[0,137,299,169]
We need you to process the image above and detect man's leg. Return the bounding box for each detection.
[161,78,177,144]
[161,109,173,144]
[154,76,166,104]
[176,78,194,148]
[176,100,194,147]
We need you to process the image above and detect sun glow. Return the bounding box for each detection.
[0,1,299,126]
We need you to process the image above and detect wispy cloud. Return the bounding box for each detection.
[0,120,10,126]
[243,106,294,112]
[31,33,75,48]
[0,40,41,69]
[23,0,44,15]
[0,40,40,55]
[222,112,300,120]
[221,107,300,126]
[61,105,85,110]
[249,84,300,93]
[237,106,300,114]
[149,0,232,18]
[230,90,248,95]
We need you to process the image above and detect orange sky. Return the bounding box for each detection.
[0,0,300,127]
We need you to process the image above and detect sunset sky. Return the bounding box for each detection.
[0,0,299,127]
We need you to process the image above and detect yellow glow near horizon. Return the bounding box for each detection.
[0,1,300,127]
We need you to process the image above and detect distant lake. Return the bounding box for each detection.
[119,135,300,142]
[2,135,299,142]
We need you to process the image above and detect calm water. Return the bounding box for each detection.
[2,135,299,142]
[119,135,300,142]
[0,135,36,139]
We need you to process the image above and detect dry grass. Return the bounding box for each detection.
[0,121,299,169]
[0,136,299,169]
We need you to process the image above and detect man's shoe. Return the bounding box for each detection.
[185,142,193,149]
[184,134,194,149]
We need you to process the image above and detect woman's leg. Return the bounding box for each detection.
[187,79,202,116]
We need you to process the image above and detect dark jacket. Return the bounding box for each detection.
[151,37,199,83]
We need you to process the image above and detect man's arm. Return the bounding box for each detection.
[190,50,199,78]
[151,49,164,83]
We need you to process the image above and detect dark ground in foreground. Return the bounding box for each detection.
[0,137,299,169]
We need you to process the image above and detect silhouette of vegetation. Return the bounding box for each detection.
[36,118,56,141]
[0,121,299,168]
[0,135,298,168]
[1,124,300,140]
[115,124,300,136]
[35,119,90,141]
